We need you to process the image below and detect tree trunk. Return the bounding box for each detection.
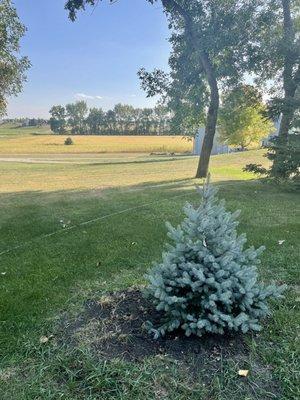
[278,109,294,139]
[278,0,296,140]
[196,54,219,178]
[272,0,298,174]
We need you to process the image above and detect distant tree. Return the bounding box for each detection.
[28,118,47,127]
[131,107,143,134]
[113,103,135,134]
[105,109,116,134]
[140,108,154,134]
[49,101,172,136]
[86,107,105,134]
[66,100,88,134]
[219,85,275,149]
[0,0,30,116]
[49,105,67,134]
[153,104,171,135]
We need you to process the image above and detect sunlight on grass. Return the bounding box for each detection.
[0,150,266,193]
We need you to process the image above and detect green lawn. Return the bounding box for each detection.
[0,123,52,137]
[0,150,299,399]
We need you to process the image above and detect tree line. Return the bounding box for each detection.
[49,102,173,135]
[2,117,48,127]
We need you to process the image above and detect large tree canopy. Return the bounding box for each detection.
[65,0,266,178]
[249,0,300,139]
[219,85,274,149]
[0,0,30,116]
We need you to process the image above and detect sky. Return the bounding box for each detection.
[7,0,171,118]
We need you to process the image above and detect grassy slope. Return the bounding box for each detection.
[0,150,299,399]
[0,123,52,137]
[0,150,265,193]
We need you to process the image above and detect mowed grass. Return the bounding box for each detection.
[0,149,299,399]
[0,150,266,193]
[0,124,192,154]
[0,123,52,137]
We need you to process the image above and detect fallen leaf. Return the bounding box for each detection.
[40,334,53,344]
[39,336,49,344]
[238,369,249,377]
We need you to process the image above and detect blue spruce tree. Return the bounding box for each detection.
[145,179,285,339]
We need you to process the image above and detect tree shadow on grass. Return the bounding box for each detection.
[0,177,295,255]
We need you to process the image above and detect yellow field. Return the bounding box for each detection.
[0,124,269,194]
[0,133,192,155]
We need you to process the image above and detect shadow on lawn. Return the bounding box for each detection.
[84,155,195,167]
[0,177,288,256]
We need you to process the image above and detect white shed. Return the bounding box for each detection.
[193,127,229,156]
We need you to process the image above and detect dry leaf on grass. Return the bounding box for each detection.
[238,369,249,377]
[39,336,49,344]
[39,335,54,344]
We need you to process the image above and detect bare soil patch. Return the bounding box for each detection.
[61,289,280,396]
[67,289,246,362]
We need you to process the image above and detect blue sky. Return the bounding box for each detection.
[7,0,170,118]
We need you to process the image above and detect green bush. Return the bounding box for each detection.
[244,134,300,182]
[64,137,74,145]
[145,180,285,339]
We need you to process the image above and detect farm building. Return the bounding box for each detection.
[193,128,229,155]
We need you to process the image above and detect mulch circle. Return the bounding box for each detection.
[65,289,248,368]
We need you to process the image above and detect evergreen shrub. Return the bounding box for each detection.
[145,179,285,339]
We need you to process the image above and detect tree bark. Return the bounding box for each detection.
[162,0,220,178]
[271,0,299,175]
[196,52,219,178]
[278,109,294,139]
[278,0,296,140]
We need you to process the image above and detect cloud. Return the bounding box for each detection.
[75,93,103,100]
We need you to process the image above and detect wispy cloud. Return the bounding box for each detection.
[75,93,103,100]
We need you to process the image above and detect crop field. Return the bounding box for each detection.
[0,124,192,155]
[0,129,299,400]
